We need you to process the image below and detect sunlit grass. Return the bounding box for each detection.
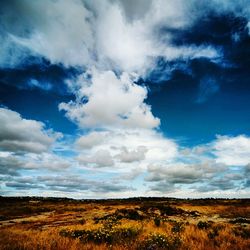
[0,198,249,249]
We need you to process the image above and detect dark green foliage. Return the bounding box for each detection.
[207,224,224,239]
[115,208,144,220]
[0,216,8,221]
[59,226,140,244]
[154,217,161,227]
[197,221,210,230]
[229,217,250,224]
[172,222,185,233]
[94,208,144,224]
[232,226,250,239]
[189,211,200,217]
[140,204,185,217]
[79,218,86,225]
[137,233,181,250]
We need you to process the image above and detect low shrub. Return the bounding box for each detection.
[115,208,144,220]
[172,222,185,233]
[232,226,250,239]
[229,217,250,224]
[157,205,184,216]
[60,225,140,244]
[154,217,161,227]
[206,224,225,240]
[138,233,181,250]
[197,221,210,230]
[79,218,86,225]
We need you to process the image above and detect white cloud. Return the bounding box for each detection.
[213,135,250,166]
[0,108,60,153]
[0,0,223,72]
[76,131,107,149]
[116,146,147,163]
[93,1,155,73]
[76,129,178,170]
[24,153,71,171]
[146,163,203,184]
[59,69,160,129]
[77,149,114,167]
[2,0,94,67]
[92,0,220,73]
[0,153,23,176]
[0,150,73,176]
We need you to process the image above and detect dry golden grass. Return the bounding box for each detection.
[0,197,249,250]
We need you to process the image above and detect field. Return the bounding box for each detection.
[0,197,249,250]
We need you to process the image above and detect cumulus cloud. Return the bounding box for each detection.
[59,69,160,129]
[76,129,178,169]
[116,146,147,163]
[0,0,93,67]
[0,151,72,177]
[0,108,60,153]
[0,0,225,72]
[76,131,107,149]
[245,163,250,174]
[145,160,246,194]
[198,172,245,192]
[77,149,114,167]
[24,153,71,171]
[213,135,250,166]
[0,153,23,176]
[146,163,203,184]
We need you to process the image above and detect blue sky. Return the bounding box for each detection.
[0,0,250,198]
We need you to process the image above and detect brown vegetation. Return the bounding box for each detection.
[0,197,249,250]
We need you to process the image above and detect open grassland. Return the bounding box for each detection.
[0,197,249,250]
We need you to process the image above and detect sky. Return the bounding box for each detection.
[0,0,250,199]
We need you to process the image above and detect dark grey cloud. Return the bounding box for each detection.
[0,108,59,153]
[0,150,73,180]
[145,164,203,184]
[245,163,250,174]
[149,182,176,193]
[197,174,244,192]
[0,155,22,176]
[116,146,147,163]
[117,0,152,21]
[2,174,132,194]
[145,161,247,193]
[3,176,44,191]
[5,182,43,190]
[36,175,131,193]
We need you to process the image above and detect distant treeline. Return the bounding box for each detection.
[0,196,249,206]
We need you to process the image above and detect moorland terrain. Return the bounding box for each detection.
[0,196,249,250]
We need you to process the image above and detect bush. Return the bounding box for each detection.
[60,225,140,244]
[79,218,86,225]
[139,204,185,217]
[197,221,210,230]
[154,217,161,227]
[138,233,181,250]
[115,208,144,220]
[172,222,185,233]
[232,226,250,239]
[229,217,250,224]
[207,224,224,239]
